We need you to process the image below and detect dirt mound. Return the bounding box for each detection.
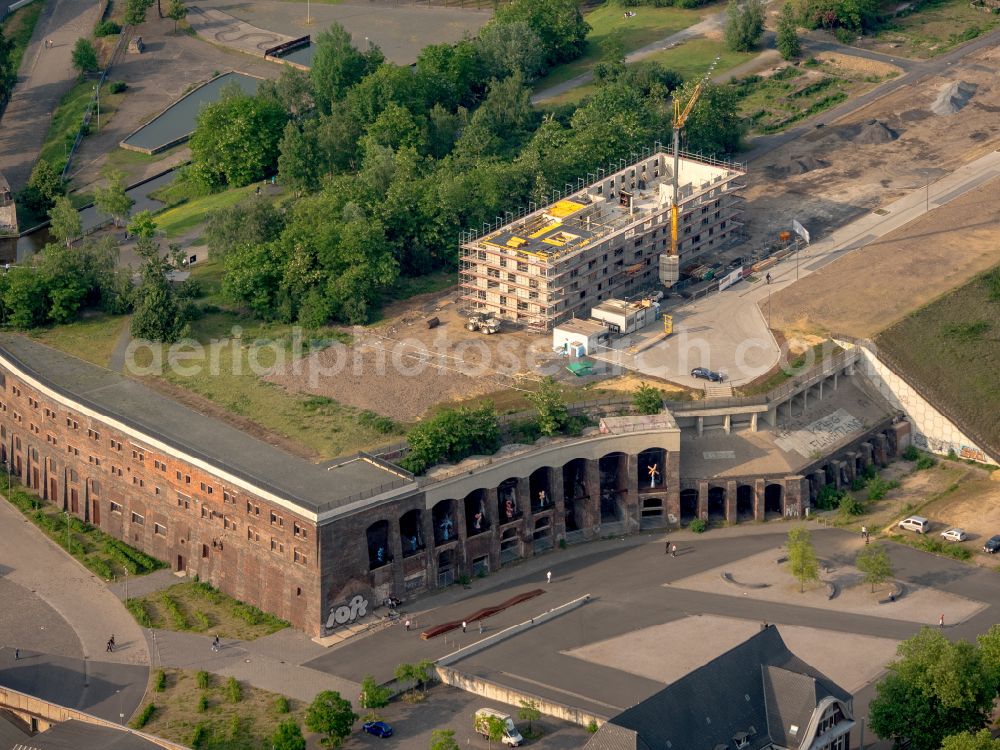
[787,155,830,174]
[853,119,899,145]
[932,80,977,115]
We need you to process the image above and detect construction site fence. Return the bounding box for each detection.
[458,142,747,248]
[62,22,130,181]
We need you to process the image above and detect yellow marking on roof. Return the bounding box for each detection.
[506,237,527,248]
[528,220,562,239]
[547,200,586,219]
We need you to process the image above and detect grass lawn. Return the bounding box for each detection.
[133,668,311,749]
[867,0,1000,57]
[28,312,128,367]
[38,79,113,175]
[133,306,405,458]
[2,1,45,80]
[154,185,257,238]
[1,474,166,580]
[103,143,186,176]
[533,2,718,92]
[127,581,288,639]
[874,266,1000,459]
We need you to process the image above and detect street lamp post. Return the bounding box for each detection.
[124,568,128,603]
[117,689,124,725]
[65,510,71,553]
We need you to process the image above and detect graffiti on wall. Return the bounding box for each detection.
[775,409,864,458]
[913,433,995,465]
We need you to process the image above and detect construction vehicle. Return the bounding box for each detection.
[466,313,501,334]
[474,709,523,747]
[662,57,720,286]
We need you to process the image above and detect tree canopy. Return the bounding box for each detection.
[725,0,765,52]
[305,690,357,748]
[786,526,819,592]
[400,404,500,475]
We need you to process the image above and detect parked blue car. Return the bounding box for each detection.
[363,721,394,738]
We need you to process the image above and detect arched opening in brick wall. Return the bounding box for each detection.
[366,520,391,570]
[399,509,424,557]
[497,478,521,524]
[562,459,587,532]
[464,489,490,537]
[432,499,457,545]
[680,488,698,521]
[529,467,552,512]
[707,486,726,520]
[599,452,627,522]
[638,448,666,491]
[764,484,784,516]
[736,485,754,519]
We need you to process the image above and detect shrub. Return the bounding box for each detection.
[867,477,896,502]
[190,722,208,747]
[154,669,166,692]
[839,495,865,516]
[587,720,599,733]
[916,453,936,470]
[132,703,155,728]
[815,484,844,510]
[127,598,153,628]
[275,695,291,714]
[225,677,242,703]
[159,592,188,629]
[197,694,209,712]
[902,445,919,461]
[191,611,211,631]
[689,518,708,533]
[358,410,398,435]
[196,670,211,689]
[94,20,122,36]
[108,80,127,94]
[833,26,855,44]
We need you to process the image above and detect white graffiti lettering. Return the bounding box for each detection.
[325,594,369,630]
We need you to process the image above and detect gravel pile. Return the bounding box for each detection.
[932,80,977,115]
[787,155,830,174]
[854,119,899,145]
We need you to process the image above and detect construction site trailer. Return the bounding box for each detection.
[552,318,609,356]
[591,299,652,335]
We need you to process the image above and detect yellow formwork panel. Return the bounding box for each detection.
[528,220,562,239]
[547,199,586,219]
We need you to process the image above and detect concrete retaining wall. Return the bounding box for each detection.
[844,341,997,465]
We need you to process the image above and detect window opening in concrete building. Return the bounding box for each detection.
[499,527,520,564]
[366,520,391,569]
[437,549,456,587]
[529,468,551,513]
[472,555,489,577]
[399,509,424,557]
[638,448,665,491]
[562,459,587,532]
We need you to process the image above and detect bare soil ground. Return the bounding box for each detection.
[265,291,565,423]
[920,470,1000,554]
[767,174,1000,339]
[741,44,1000,252]
[69,16,280,191]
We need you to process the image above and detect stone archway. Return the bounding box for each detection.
[464,489,490,537]
[562,458,587,532]
[432,499,457,545]
[529,467,552,512]
[638,448,666,491]
[599,452,627,522]
[399,509,424,557]
[497,478,521,524]
[365,520,390,569]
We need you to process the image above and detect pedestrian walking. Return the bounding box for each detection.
[766,272,771,284]
[106,639,113,653]
[670,544,677,557]
[109,634,115,649]
[665,539,670,555]
[404,619,411,631]
[546,570,552,584]
[462,621,467,633]
[478,621,483,634]
[212,635,220,652]
[939,613,945,628]
[14,648,19,661]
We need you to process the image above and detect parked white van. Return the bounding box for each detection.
[474,708,524,747]
[898,516,930,534]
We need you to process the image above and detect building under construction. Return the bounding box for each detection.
[459,148,746,330]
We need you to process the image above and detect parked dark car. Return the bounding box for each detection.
[984,535,1000,554]
[691,367,725,382]
[363,721,394,738]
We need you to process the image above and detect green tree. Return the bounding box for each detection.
[977,624,1000,686]
[205,198,285,261]
[868,628,998,750]
[429,728,461,750]
[3,268,49,329]
[358,675,390,709]
[271,719,307,750]
[398,403,500,475]
[494,0,590,67]
[518,699,541,733]
[681,82,746,156]
[776,2,802,59]
[787,526,819,592]
[476,20,545,82]
[130,238,186,343]
[475,715,506,750]
[310,23,383,115]
[127,210,157,239]
[632,382,663,415]
[305,690,357,749]
[94,169,133,227]
[527,376,568,436]
[48,197,82,247]
[124,0,153,25]
[23,160,65,216]
[855,543,892,593]
[166,0,187,33]
[725,0,765,52]
[189,85,288,188]
[71,38,99,76]
[0,24,15,104]
[942,730,1000,750]
[278,120,322,194]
